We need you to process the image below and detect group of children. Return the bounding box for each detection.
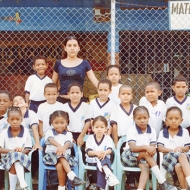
[0,54,190,190]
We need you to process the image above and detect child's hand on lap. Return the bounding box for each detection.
[56,146,65,156]
[14,147,22,152]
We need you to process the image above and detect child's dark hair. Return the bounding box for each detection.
[7,106,22,117]
[49,110,70,126]
[92,115,108,127]
[106,65,121,76]
[133,106,149,118]
[119,85,133,94]
[0,90,12,101]
[33,55,47,66]
[173,75,188,85]
[145,81,161,91]
[44,83,58,92]
[67,81,83,92]
[166,106,183,118]
[98,78,112,90]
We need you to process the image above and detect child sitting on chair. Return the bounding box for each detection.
[85,115,119,190]
[43,110,85,190]
[158,106,190,190]
[121,106,177,190]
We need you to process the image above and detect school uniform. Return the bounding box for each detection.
[62,101,90,141]
[0,126,32,171]
[85,134,113,189]
[37,101,65,134]
[110,104,137,137]
[121,124,157,167]
[0,112,8,133]
[139,96,166,137]
[89,98,115,128]
[24,74,52,113]
[166,96,190,128]
[21,109,39,138]
[43,129,78,166]
[157,126,190,173]
[108,84,122,105]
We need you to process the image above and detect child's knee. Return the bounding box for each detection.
[139,163,150,172]
[175,163,182,173]
[56,162,64,172]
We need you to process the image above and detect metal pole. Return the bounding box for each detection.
[111,0,115,65]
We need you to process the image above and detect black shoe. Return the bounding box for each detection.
[159,181,178,190]
[71,176,86,187]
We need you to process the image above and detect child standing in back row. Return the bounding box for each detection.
[121,106,177,190]
[25,55,52,113]
[158,106,190,190]
[139,81,166,137]
[106,65,122,105]
[166,75,190,131]
[89,79,115,130]
[62,81,91,146]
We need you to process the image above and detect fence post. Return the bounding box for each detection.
[111,0,116,65]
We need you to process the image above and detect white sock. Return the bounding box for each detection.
[9,173,18,190]
[58,186,65,190]
[14,162,27,188]
[67,171,76,181]
[186,176,190,186]
[151,165,166,184]
[102,165,112,177]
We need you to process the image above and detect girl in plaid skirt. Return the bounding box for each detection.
[43,110,85,190]
[0,107,32,190]
[121,106,177,190]
[158,106,190,190]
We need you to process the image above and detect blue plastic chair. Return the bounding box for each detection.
[77,135,117,190]
[116,136,157,190]
[38,137,79,190]
[1,150,34,190]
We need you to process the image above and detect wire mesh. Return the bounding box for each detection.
[0,1,189,104]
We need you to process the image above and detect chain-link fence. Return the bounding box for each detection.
[0,1,189,104]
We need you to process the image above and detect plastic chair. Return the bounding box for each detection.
[116,136,157,190]
[38,137,79,190]
[0,150,34,190]
[77,135,117,190]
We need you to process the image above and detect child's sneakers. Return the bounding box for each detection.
[71,176,86,187]
[158,181,177,190]
[106,173,120,186]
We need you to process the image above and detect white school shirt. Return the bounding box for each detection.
[166,96,190,128]
[21,109,39,137]
[37,101,65,134]
[24,74,52,101]
[127,124,157,147]
[0,112,8,133]
[45,129,72,154]
[108,84,122,105]
[157,126,190,149]
[110,104,137,137]
[0,126,32,156]
[62,101,90,133]
[89,98,115,127]
[139,96,166,137]
[85,134,113,160]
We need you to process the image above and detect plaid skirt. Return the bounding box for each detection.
[0,152,31,172]
[43,152,78,167]
[121,150,140,167]
[162,152,190,174]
